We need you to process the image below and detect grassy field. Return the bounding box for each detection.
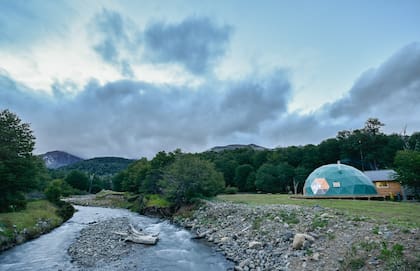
[0,200,62,238]
[217,194,420,228]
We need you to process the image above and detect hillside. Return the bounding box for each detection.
[54,157,134,176]
[40,151,83,169]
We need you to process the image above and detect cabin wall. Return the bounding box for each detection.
[374,181,402,197]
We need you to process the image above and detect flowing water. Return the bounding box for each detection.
[0,206,233,271]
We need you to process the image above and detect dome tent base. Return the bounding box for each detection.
[291,195,385,200]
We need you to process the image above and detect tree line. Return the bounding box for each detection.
[112,118,420,201]
[1,109,419,213]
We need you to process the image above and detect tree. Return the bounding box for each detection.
[64,170,89,191]
[122,158,151,192]
[0,110,41,212]
[0,109,35,160]
[363,118,385,136]
[293,166,311,194]
[141,151,176,194]
[394,150,420,191]
[161,155,224,206]
[255,163,294,193]
[234,164,254,192]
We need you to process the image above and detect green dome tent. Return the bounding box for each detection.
[303,163,378,196]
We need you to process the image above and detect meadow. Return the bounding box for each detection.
[217,194,420,228]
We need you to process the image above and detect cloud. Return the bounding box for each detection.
[321,43,420,134]
[90,9,141,77]
[327,43,420,118]
[2,43,420,159]
[0,68,291,158]
[144,17,232,74]
[89,11,232,77]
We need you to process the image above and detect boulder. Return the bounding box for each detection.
[249,241,263,249]
[292,233,315,250]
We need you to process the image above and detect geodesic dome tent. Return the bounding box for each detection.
[303,163,378,196]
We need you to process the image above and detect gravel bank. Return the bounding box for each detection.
[68,218,136,268]
[174,201,420,271]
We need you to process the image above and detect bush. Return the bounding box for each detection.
[224,186,239,194]
[55,201,75,222]
[161,155,225,206]
[45,183,61,203]
[64,170,89,191]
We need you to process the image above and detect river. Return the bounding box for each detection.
[0,205,233,271]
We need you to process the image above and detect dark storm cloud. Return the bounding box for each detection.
[89,11,231,76]
[90,9,141,77]
[328,43,420,118]
[143,17,232,74]
[219,69,291,134]
[0,69,291,158]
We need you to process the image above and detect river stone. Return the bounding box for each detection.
[292,234,306,249]
[249,241,262,249]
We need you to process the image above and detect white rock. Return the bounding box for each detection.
[249,241,263,249]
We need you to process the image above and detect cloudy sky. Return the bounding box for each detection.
[1,0,420,159]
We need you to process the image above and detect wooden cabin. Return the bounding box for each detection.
[364,170,402,198]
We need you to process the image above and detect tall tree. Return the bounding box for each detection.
[234,164,254,192]
[255,162,294,193]
[0,110,40,211]
[64,170,89,191]
[394,150,420,191]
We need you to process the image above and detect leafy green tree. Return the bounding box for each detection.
[0,109,42,211]
[408,132,420,151]
[122,158,151,192]
[255,162,294,193]
[161,155,224,206]
[234,164,254,191]
[293,166,311,194]
[112,171,127,191]
[64,170,89,191]
[44,180,62,203]
[318,138,340,164]
[214,158,238,187]
[394,150,420,190]
[141,151,176,194]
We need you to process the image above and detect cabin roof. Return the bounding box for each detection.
[363,169,397,181]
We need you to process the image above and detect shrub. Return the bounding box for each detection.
[224,186,239,194]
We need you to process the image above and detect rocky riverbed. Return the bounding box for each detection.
[68,218,135,268]
[174,201,420,271]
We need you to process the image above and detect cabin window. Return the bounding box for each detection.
[375,182,389,188]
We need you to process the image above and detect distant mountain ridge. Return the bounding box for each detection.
[209,144,268,152]
[58,157,135,176]
[40,151,83,169]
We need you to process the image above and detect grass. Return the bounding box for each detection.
[217,194,420,227]
[146,194,171,208]
[0,200,62,237]
[95,190,125,199]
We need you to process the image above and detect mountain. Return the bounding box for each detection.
[55,157,135,176]
[40,151,83,169]
[209,144,268,152]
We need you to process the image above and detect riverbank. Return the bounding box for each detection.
[0,200,67,252]
[64,206,233,271]
[174,200,420,271]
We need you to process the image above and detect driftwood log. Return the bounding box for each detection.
[114,224,159,245]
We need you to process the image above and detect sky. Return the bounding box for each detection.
[1,0,420,159]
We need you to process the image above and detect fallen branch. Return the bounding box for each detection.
[113,224,159,245]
